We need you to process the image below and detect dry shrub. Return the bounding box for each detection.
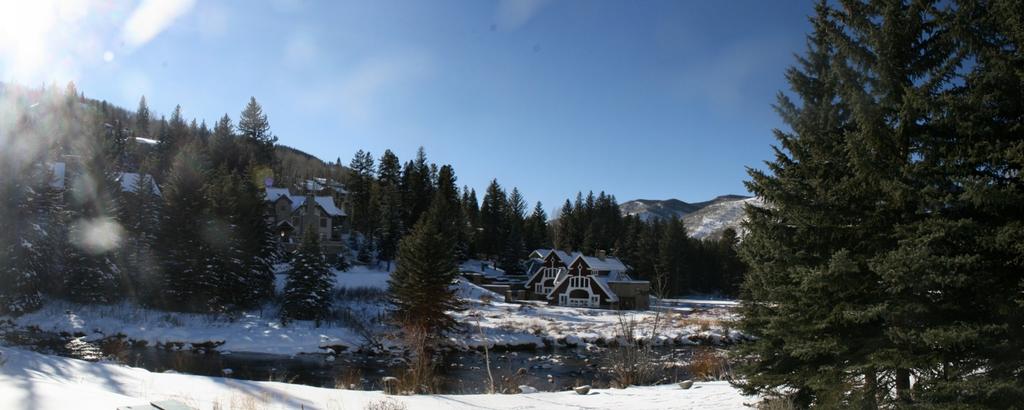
[687,347,731,381]
[364,398,408,410]
[604,313,663,387]
[396,324,441,394]
[335,367,363,390]
[676,316,718,332]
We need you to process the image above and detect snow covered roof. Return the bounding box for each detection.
[530,249,580,266]
[310,196,345,217]
[572,254,627,272]
[592,277,621,302]
[116,172,161,196]
[265,187,344,216]
[265,187,292,202]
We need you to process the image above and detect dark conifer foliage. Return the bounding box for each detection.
[281,229,334,325]
[387,197,463,335]
[237,97,278,167]
[733,1,1024,406]
[348,150,377,246]
[0,163,45,315]
[63,123,125,304]
[158,144,216,311]
[376,150,403,269]
[478,179,506,259]
[523,201,550,251]
[400,147,434,231]
[135,96,151,137]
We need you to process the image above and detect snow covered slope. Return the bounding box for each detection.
[0,346,756,409]
[682,197,763,240]
[621,195,760,239]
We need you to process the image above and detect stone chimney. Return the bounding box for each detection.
[597,250,606,261]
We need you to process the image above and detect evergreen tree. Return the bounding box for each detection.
[387,198,463,334]
[376,150,403,269]
[655,218,688,297]
[281,229,334,325]
[348,150,377,241]
[135,94,150,136]
[400,147,433,230]
[554,199,575,251]
[0,163,45,315]
[478,179,506,258]
[498,187,527,273]
[523,201,550,251]
[158,144,215,311]
[432,165,466,260]
[237,97,278,167]
[461,187,480,257]
[229,169,277,305]
[731,1,964,405]
[63,128,124,304]
[117,168,161,301]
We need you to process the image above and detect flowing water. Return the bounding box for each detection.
[2,329,711,394]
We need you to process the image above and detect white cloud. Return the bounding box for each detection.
[294,50,434,122]
[283,30,319,69]
[495,0,549,30]
[122,0,196,48]
[337,51,434,120]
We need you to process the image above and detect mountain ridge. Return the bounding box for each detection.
[620,195,760,240]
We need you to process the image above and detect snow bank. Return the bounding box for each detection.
[8,300,370,355]
[335,265,392,290]
[0,346,755,409]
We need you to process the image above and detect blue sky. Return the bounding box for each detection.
[1,0,814,212]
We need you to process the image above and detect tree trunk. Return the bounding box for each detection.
[863,368,878,409]
[896,368,912,403]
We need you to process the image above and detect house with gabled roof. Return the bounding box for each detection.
[524,249,579,300]
[264,186,346,245]
[525,249,650,310]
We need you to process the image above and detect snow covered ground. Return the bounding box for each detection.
[4,265,741,355]
[454,285,743,350]
[0,346,755,409]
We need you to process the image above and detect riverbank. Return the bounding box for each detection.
[3,269,743,355]
[0,346,755,409]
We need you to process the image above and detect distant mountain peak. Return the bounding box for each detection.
[620,195,760,240]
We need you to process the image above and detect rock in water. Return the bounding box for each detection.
[679,380,694,389]
[574,385,591,395]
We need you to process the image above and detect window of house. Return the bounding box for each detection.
[320,218,327,227]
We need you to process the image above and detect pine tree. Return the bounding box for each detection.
[348,150,377,241]
[432,165,466,260]
[387,198,463,334]
[63,127,125,304]
[158,144,215,311]
[523,201,549,251]
[117,168,161,301]
[400,147,434,230]
[478,179,506,258]
[376,150,403,269]
[135,96,151,137]
[0,163,45,315]
[732,1,935,405]
[281,229,334,325]
[461,187,480,257]
[237,97,278,167]
[498,187,527,273]
[554,199,575,251]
